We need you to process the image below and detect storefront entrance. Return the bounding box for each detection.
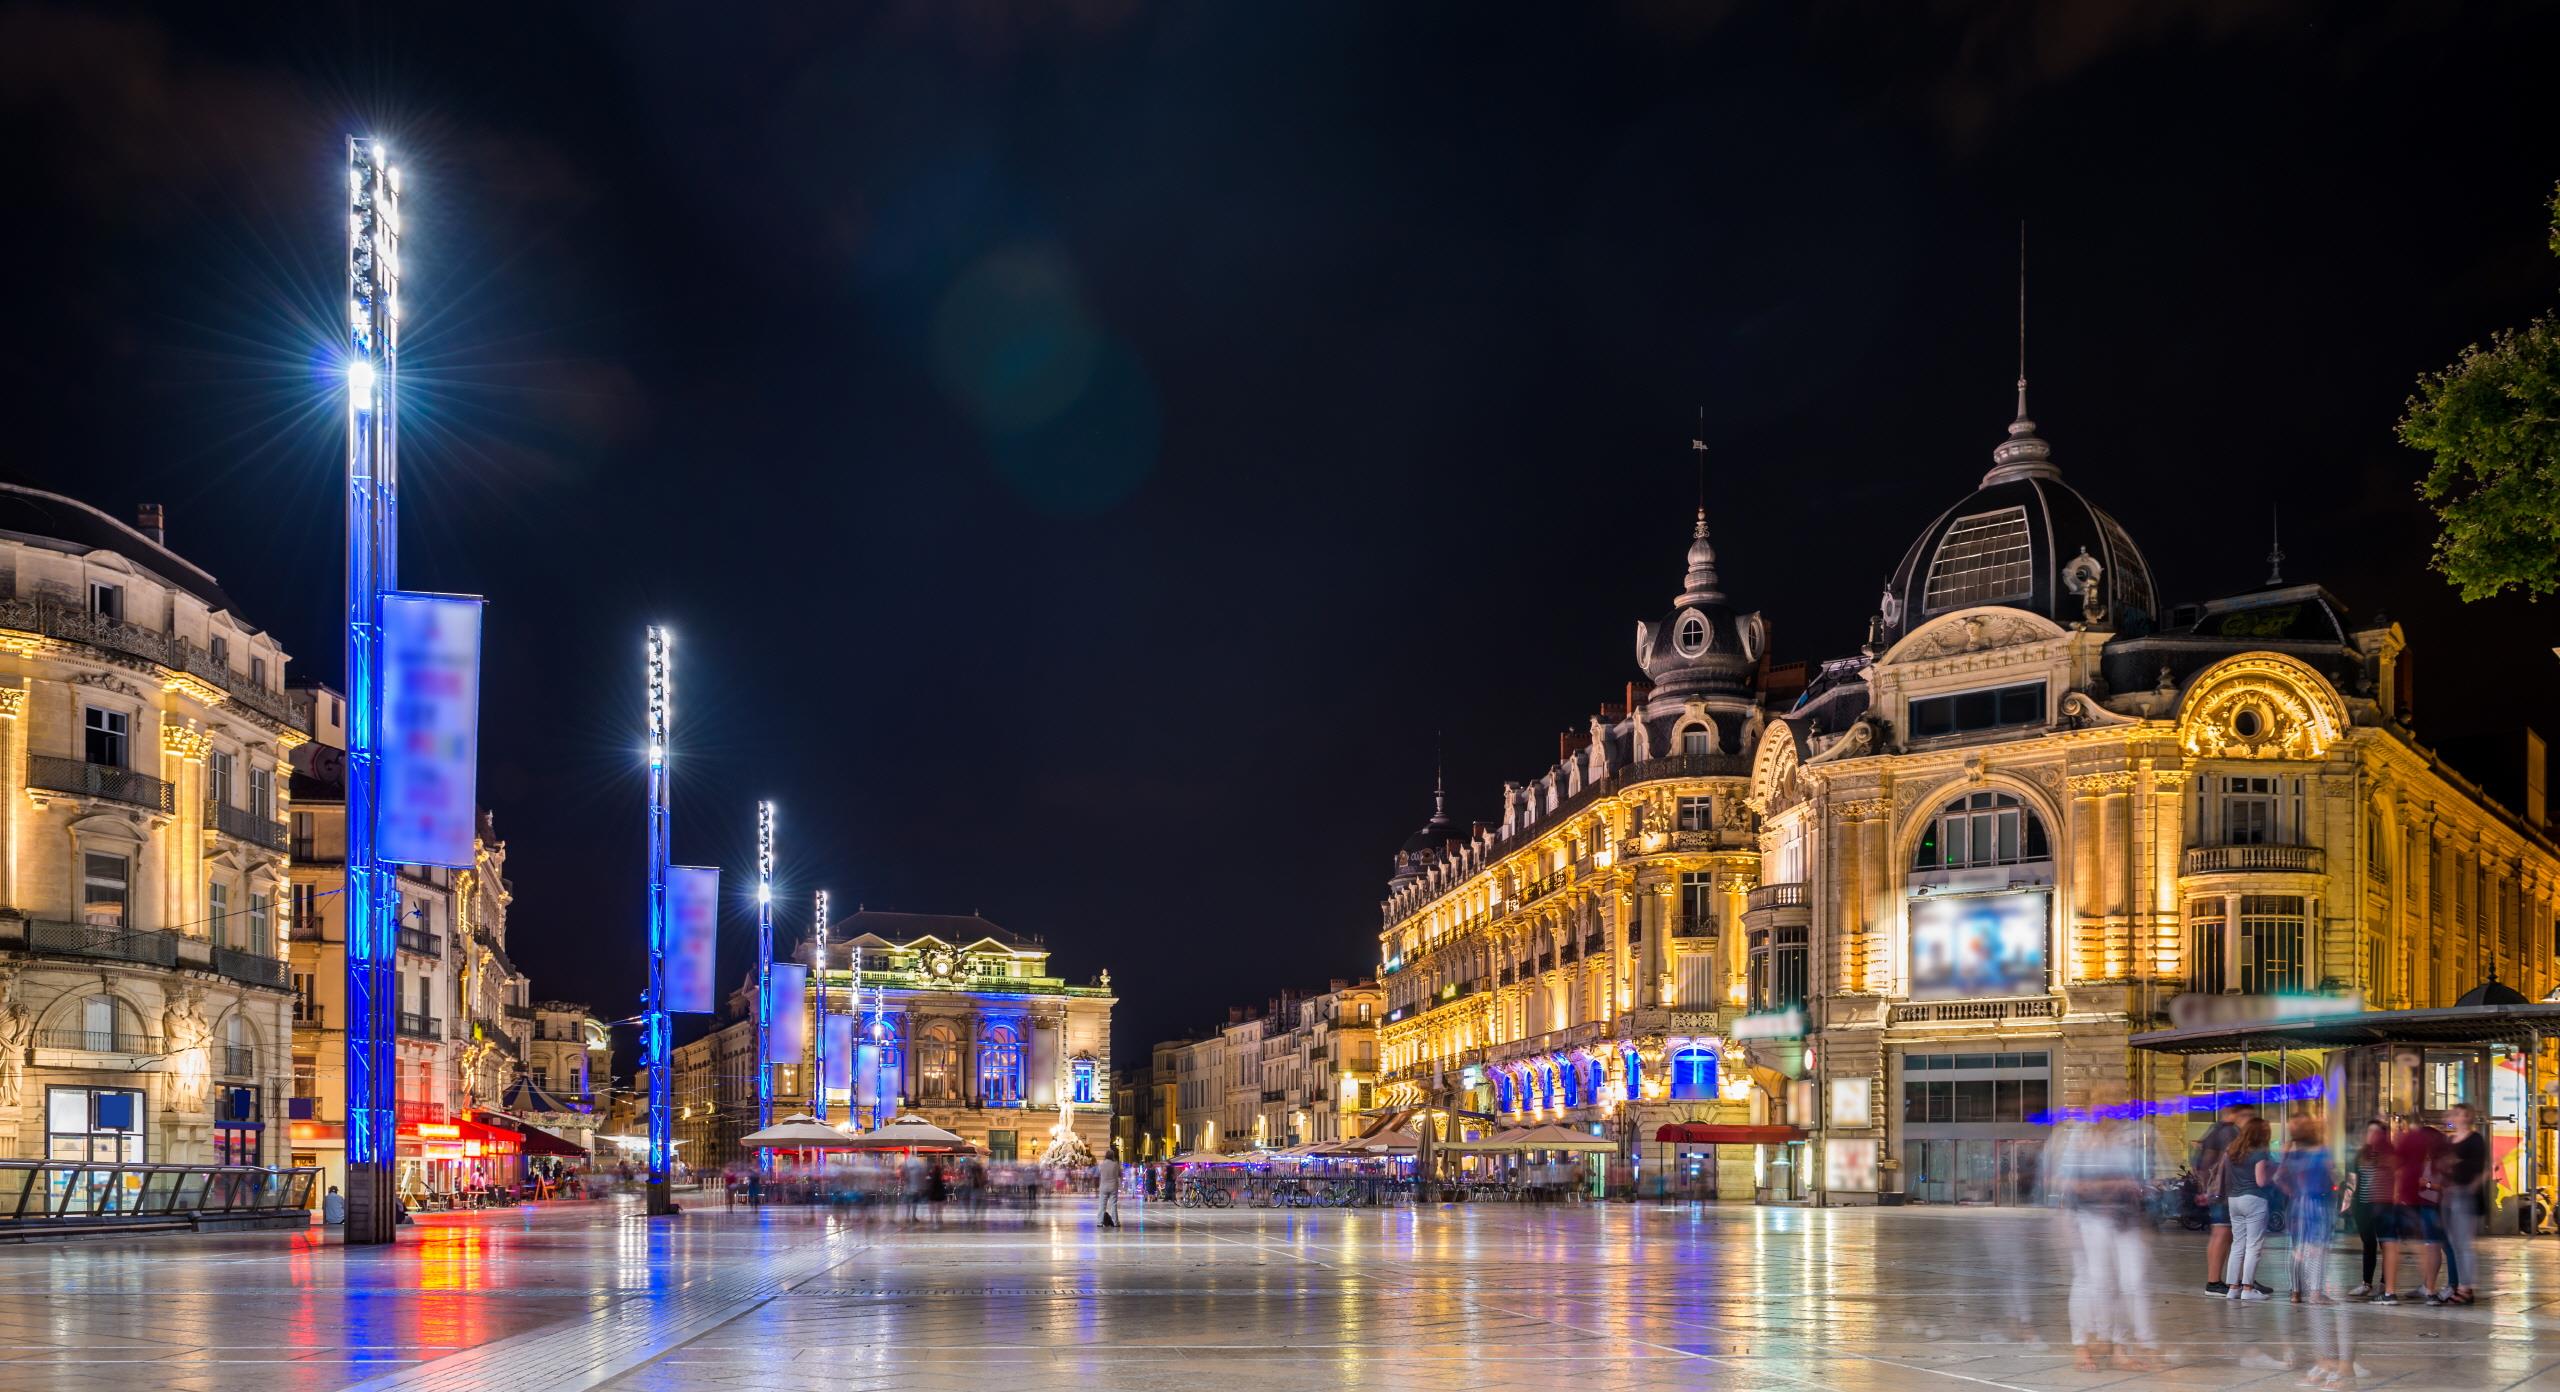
[1897,1048,2050,1204]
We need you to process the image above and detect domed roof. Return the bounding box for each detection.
[1636,508,1765,719]
[1880,390,2156,640]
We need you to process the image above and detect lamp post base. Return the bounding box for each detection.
[646,1180,675,1216]
[344,1161,399,1245]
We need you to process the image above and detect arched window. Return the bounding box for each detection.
[917,1022,958,1103]
[1540,1066,1556,1111]
[1680,724,1714,756]
[1913,791,2051,871]
[222,1014,253,1078]
[1622,1049,1642,1101]
[1562,1060,1581,1108]
[979,1024,1024,1106]
[1669,1046,1718,1101]
[1494,1072,1513,1114]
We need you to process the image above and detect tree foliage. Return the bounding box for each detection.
[2398,183,2560,602]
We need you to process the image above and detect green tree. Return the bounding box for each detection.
[2398,182,2560,602]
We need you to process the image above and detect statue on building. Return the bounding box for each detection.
[162,985,211,1112]
[0,965,31,1109]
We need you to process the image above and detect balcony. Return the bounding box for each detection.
[292,999,324,1027]
[28,756,173,814]
[289,919,323,944]
[1583,931,1604,954]
[35,1025,154,1054]
[28,919,177,968]
[0,596,306,732]
[1671,912,1715,939]
[205,800,288,852]
[214,947,289,991]
[216,1045,255,1078]
[395,927,442,960]
[2183,844,2324,876]
[1745,882,1808,914]
[397,1012,442,1040]
[505,1002,534,1020]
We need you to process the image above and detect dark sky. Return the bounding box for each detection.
[4,2,2557,1069]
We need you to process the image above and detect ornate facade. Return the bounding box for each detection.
[0,486,302,1167]
[1381,378,2560,1203]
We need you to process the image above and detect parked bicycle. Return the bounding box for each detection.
[1178,1178,1233,1209]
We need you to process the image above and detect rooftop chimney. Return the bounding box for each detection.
[136,503,165,546]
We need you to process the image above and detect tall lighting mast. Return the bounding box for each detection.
[342,138,403,1246]
[811,889,829,1121]
[643,626,674,1215]
[755,800,775,1167]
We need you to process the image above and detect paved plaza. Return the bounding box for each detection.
[2,1197,2559,1391]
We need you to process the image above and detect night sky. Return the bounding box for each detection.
[4,3,2556,1069]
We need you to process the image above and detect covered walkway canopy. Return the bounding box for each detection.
[2129,1002,2560,1055]
[1654,1123,1806,1145]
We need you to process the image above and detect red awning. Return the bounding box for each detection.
[1654,1123,1807,1145]
[515,1124,586,1158]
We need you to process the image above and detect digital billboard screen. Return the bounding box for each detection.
[1908,889,2049,1000]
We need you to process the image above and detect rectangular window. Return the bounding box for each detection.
[292,812,315,860]
[46,1085,145,1163]
[83,707,129,768]
[2239,894,2306,995]
[88,582,122,622]
[249,892,270,950]
[1921,506,2034,612]
[1676,796,1712,831]
[2188,898,2227,995]
[1679,871,1714,933]
[249,767,273,819]
[82,853,130,929]
[209,881,230,948]
[208,750,235,808]
[1906,682,2047,739]
[250,656,267,688]
[209,634,229,667]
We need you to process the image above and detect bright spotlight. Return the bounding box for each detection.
[348,359,377,399]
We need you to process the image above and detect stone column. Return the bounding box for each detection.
[2149,768,2189,986]
[0,682,23,913]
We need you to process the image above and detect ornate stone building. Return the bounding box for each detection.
[770,910,1115,1162]
[0,484,302,1167]
[1380,379,2560,1204]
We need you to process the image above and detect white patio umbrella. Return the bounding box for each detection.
[739,1114,860,1149]
[846,1114,973,1150]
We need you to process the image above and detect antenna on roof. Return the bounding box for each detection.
[1690,406,1709,524]
[2015,220,2029,422]
[1433,731,1446,820]
[2266,505,2286,587]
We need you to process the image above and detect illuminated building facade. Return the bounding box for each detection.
[1383,383,2560,1204]
[0,485,302,1166]
[768,910,1115,1162]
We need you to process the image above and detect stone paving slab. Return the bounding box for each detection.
[1,1198,2558,1391]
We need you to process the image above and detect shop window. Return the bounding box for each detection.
[1906,682,2047,740]
[1914,791,2050,871]
[2188,899,2228,995]
[1669,1046,1717,1101]
[47,1086,144,1162]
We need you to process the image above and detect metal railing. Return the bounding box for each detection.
[34,1026,154,1054]
[0,596,307,731]
[505,1002,534,1020]
[217,1045,255,1078]
[28,755,173,814]
[397,1012,442,1040]
[1745,881,1808,914]
[28,919,177,968]
[2183,844,2324,875]
[0,1161,317,1223]
[1889,997,2061,1025]
[205,799,288,852]
[292,999,324,1026]
[214,947,288,991]
[395,927,442,959]
[1671,912,1715,938]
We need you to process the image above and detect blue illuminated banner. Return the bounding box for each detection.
[665,865,720,1014]
[379,592,484,868]
[767,963,809,1065]
[822,1014,853,1093]
[855,1041,881,1112]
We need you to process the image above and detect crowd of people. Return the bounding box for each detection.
[2050,1096,2496,1382]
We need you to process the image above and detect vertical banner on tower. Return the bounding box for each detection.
[822,1013,854,1094]
[379,592,483,868]
[766,962,809,1064]
[664,865,720,1014]
[855,1040,881,1114]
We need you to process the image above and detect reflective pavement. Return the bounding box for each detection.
[3,1196,2559,1391]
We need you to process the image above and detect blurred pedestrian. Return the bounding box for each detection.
[322,1184,345,1226]
[2377,1116,2444,1303]
[1097,1152,1123,1228]
[2346,1120,2390,1297]
[2223,1114,2275,1301]
[2279,1113,2337,1300]
[2056,1089,2161,1371]
[2438,1104,2486,1306]
[2195,1102,2248,1293]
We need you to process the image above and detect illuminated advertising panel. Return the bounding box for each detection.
[664,865,720,1014]
[379,592,483,868]
[766,963,809,1064]
[822,1014,854,1094]
[1908,889,2048,1000]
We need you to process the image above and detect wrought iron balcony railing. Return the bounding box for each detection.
[0,597,306,731]
[34,1026,155,1054]
[216,1045,255,1078]
[28,756,172,814]
[214,947,289,991]
[205,800,288,852]
[395,927,442,959]
[397,1012,442,1040]
[28,919,177,968]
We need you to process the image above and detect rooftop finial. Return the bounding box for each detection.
[1681,411,1722,600]
[2266,505,2286,587]
[1433,732,1446,819]
[1690,406,1709,538]
[1984,220,2059,485]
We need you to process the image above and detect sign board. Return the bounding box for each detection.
[664,865,720,1014]
[379,592,484,868]
[855,1040,881,1111]
[1908,889,2049,1001]
[1829,1076,1872,1129]
[1824,1138,1878,1193]
[822,1014,854,1093]
[1732,1007,1807,1041]
[767,963,809,1064]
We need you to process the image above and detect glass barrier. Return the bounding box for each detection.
[0,1162,322,1221]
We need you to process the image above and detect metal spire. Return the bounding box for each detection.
[1985,221,2059,485]
[2266,506,2286,587]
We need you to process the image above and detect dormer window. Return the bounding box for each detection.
[1675,613,1707,656]
[1680,727,1714,756]
[1922,506,2033,613]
